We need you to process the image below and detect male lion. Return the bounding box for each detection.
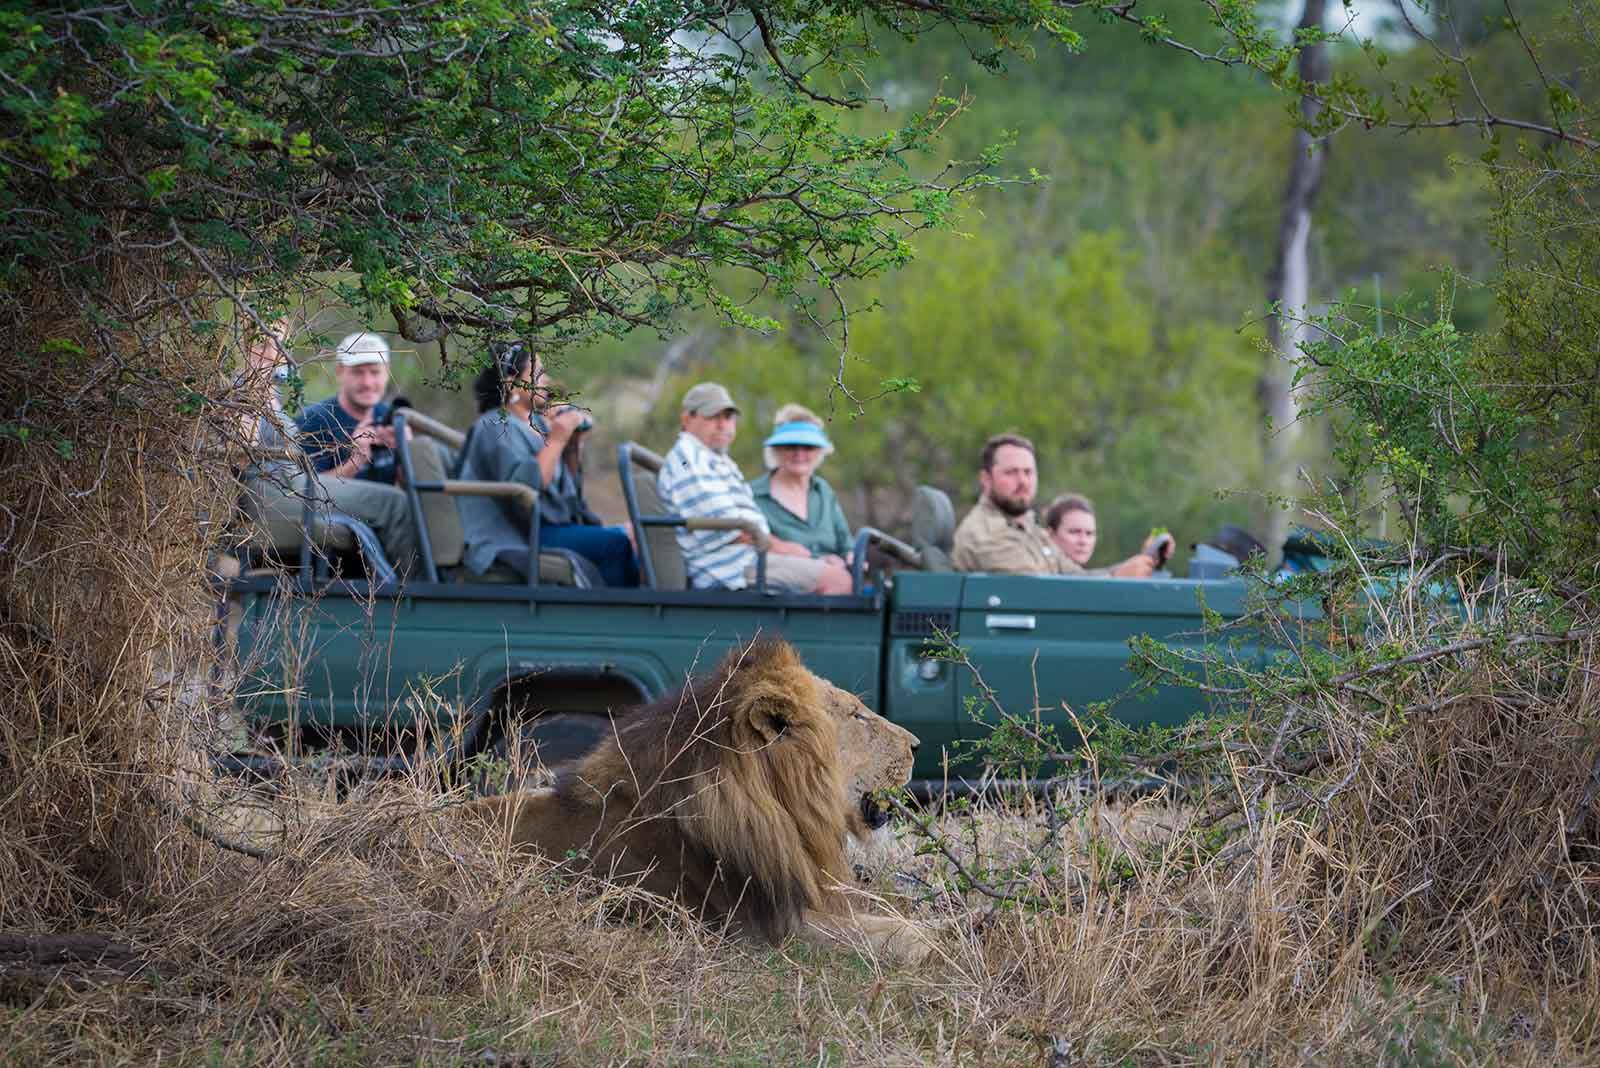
[467,638,931,962]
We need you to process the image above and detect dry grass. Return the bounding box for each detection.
[4,756,1597,1065]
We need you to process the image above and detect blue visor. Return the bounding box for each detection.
[764,421,832,450]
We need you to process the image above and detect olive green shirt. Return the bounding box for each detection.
[951,494,1084,575]
[749,472,853,558]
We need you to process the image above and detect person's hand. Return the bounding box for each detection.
[337,421,375,476]
[819,553,847,569]
[1111,555,1157,578]
[547,405,588,440]
[368,424,399,450]
[1141,531,1176,567]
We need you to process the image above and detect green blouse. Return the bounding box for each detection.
[750,472,853,558]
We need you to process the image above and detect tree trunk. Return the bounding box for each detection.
[1260,0,1331,562]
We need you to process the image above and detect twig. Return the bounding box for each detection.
[174,805,276,862]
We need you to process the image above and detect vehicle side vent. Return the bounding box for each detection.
[891,609,956,638]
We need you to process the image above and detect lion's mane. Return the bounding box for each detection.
[475,638,854,943]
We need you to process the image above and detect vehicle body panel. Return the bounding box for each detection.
[235,577,884,738]
[951,575,1253,770]
[232,569,1252,780]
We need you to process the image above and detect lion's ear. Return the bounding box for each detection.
[745,697,791,744]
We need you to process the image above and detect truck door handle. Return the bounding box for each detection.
[985,613,1036,631]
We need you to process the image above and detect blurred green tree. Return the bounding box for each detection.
[660,226,1263,563]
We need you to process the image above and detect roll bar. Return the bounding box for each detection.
[849,527,923,593]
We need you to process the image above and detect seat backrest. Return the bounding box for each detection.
[409,436,465,569]
[618,442,687,591]
[910,484,956,571]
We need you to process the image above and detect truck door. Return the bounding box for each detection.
[882,571,966,779]
[953,574,1251,767]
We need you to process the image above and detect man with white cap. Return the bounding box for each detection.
[657,382,852,594]
[290,330,419,577]
[297,331,402,484]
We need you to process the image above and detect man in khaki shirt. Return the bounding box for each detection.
[951,434,1170,576]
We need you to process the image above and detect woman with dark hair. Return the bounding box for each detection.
[457,341,638,586]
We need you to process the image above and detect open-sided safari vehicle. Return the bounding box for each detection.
[224,408,1269,790]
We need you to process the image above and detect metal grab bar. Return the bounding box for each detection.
[437,479,536,512]
[401,409,466,450]
[849,526,925,594]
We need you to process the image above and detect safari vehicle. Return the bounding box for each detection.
[227,410,1271,789]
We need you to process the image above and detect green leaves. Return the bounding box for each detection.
[1300,304,1555,571]
[0,0,1027,354]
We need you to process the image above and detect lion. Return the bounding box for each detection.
[466,637,931,962]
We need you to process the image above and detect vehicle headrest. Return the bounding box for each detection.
[1207,523,1266,564]
[1189,542,1241,580]
[910,485,956,552]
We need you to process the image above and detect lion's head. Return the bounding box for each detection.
[482,638,923,947]
[534,638,849,942]
[816,681,920,839]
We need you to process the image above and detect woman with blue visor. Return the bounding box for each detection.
[750,404,854,571]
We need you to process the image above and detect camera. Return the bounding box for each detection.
[379,395,412,427]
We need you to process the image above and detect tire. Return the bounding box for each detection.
[492,712,610,777]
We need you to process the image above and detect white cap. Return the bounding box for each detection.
[334,331,390,367]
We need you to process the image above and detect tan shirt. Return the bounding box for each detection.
[951,495,1084,575]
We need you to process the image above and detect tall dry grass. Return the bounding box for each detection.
[0,283,244,927]
[7,745,1595,1064]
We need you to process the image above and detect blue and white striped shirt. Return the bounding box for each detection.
[657,431,770,590]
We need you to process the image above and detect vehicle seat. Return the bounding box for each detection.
[239,482,397,585]
[241,474,358,557]
[409,437,464,570]
[910,485,956,571]
[466,549,603,589]
[618,442,688,590]
[1188,542,1241,580]
[397,411,595,589]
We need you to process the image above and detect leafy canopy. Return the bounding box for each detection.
[0,0,1065,361]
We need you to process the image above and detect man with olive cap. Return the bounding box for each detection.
[657,382,852,594]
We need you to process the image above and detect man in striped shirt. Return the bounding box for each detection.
[658,382,852,594]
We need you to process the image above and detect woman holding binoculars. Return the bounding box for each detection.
[457,341,639,587]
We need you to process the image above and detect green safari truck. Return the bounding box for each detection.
[228,420,1257,787]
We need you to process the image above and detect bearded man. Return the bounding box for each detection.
[950,434,1070,574]
[951,433,1167,577]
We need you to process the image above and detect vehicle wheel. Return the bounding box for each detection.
[491,712,610,783]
